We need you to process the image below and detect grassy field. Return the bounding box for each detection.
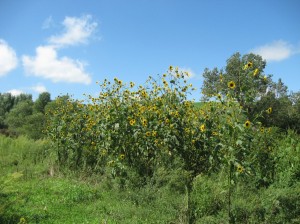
[1,134,300,223]
[0,136,188,223]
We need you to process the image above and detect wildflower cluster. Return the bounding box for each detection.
[45,62,275,186]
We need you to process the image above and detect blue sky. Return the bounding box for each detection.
[0,0,299,100]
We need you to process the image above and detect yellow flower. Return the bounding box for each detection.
[146,131,151,137]
[212,131,218,136]
[237,164,244,173]
[253,68,259,76]
[120,154,125,160]
[245,120,251,128]
[243,61,253,70]
[152,131,157,137]
[141,90,147,98]
[263,76,267,81]
[163,80,168,86]
[142,119,147,126]
[217,94,222,100]
[260,127,264,133]
[200,124,205,132]
[129,119,136,126]
[228,81,236,89]
[130,82,135,88]
[169,65,173,71]
[266,107,272,114]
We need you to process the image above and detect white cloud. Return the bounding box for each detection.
[42,16,55,29]
[48,15,97,47]
[31,84,47,93]
[0,39,18,76]
[22,45,92,84]
[8,89,24,96]
[251,40,299,62]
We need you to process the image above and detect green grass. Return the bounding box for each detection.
[2,177,186,223]
[0,135,186,223]
[1,134,300,223]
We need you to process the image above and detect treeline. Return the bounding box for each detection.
[1,87,300,140]
[0,92,52,139]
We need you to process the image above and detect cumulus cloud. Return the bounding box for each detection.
[48,15,97,47]
[251,40,300,62]
[22,45,91,84]
[0,39,18,76]
[8,89,24,96]
[31,84,47,93]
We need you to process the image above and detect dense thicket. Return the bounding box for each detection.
[0,92,51,139]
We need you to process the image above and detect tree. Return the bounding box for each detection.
[5,100,34,135]
[0,93,33,129]
[201,52,273,119]
[0,93,15,128]
[34,92,51,114]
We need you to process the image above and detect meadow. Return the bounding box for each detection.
[1,131,299,223]
[1,55,300,223]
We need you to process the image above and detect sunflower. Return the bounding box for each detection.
[253,68,259,76]
[200,124,205,132]
[266,107,272,114]
[141,90,147,98]
[245,120,251,128]
[243,61,253,70]
[119,154,125,160]
[142,119,147,127]
[217,94,222,100]
[237,164,244,173]
[129,119,136,126]
[152,131,157,137]
[145,131,151,137]
[228,81,236,89]
[260,127,265,133]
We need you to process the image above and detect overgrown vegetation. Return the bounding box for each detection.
[1,52,299,223]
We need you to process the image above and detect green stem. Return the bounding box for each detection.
[228,162,233,224]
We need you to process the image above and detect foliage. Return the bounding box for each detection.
[34,92,51,114]
[201,52,271,119]
[0,93,32,129]
[1,92,51,139]
[44,62,280,223]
